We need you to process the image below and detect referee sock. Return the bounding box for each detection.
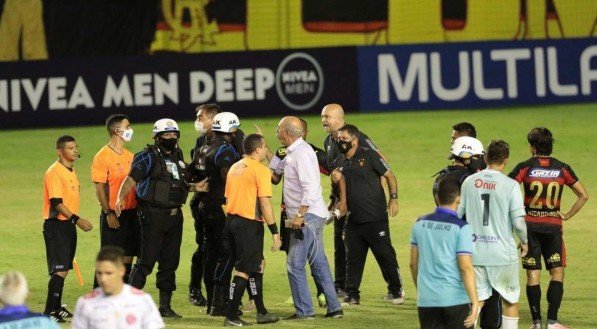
[226,276,247,321]
[527,284,542,321]
[249,273,267,314]
[44,274,65,314]
[547,280,563,322]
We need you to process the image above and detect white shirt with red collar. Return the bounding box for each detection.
[71,284,164,329]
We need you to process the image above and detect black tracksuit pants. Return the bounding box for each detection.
[129,205,183,292]
[344,219,403,299]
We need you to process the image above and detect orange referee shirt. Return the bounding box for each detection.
[91,145,137,210]
[42,161,80,221]
[225,157,272,222]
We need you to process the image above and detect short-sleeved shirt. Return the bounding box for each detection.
[411,207,473,307]
[458,169,527,266]
[42,161,80,220]
[332,147,390,223]
[71,284,164,329]
[225,157,272,221]
[91,145,137,210]
[508,156,579,231]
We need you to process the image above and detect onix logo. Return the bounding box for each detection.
[276,53,324,111]
[474,179,496,190]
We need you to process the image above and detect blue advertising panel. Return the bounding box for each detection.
[357,38,597,111]
[0,48,359,128]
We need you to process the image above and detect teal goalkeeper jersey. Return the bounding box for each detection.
[458,169,526,266]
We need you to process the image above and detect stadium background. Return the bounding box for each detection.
[0,0,596,328]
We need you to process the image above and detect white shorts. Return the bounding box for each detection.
[474,263,520,304]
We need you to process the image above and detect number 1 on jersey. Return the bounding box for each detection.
[481,193,490,226]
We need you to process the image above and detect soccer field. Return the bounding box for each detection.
[0,103,595,328]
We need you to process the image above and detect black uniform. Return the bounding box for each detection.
[187,134,240,309]
[127,144,189,295]
[188,129,245,298]
[333,147,403,300]
[324,131,382,292]
[432,165,472,204]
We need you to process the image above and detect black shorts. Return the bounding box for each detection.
[43,219,77,275]
[225,214,264,274]
[100,209,140,257]
[522,228,566,270]
[418,303,473,329]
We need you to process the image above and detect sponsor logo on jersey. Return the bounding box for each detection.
[529,169,560,178]
[126,313,137,325]
[472,234,499,242]
[474,179,496,190]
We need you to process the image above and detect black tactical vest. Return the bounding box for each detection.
[137,146,189,208]
[192,136,239,203]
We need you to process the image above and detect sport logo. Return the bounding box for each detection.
[276,53,324,111]
[474,179,496,190]
[529,169,560,178]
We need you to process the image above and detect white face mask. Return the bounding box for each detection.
[120,128,134,142]
[195,121,207,135]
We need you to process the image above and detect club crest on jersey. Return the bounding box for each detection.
[358,158,365,167]
[529,169,560,178]
[474,179,496,190]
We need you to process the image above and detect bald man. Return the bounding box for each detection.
[276,116,343,319]
[321,104,392,299]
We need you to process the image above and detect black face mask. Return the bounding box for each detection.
[158,137,178,152]
[337,140,353,154]
[469,156,487,172]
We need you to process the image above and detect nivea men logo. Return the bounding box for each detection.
[529,169,560,178]
[276,53,324,111]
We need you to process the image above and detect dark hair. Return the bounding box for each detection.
[195,103,221,118]
[96,246,125,266]
[527,127,554,156]
[243,134,264,155]
[56,135,75,149]
[105,114,129,135]
[452,122,476,138]
[338,124,359,138]
[437,176,461,205]
[486,140,510,165]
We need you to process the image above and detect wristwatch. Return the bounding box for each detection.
[103,209,112,216]
[296,212,304,218]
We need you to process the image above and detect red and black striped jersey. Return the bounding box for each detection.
[508,156,578,227]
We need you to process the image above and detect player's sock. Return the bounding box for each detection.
[246,282,253,301]
[44,274,65,314]
[547,280,563,322]
[226,276,247,321]
[501,315,519,329]
[124,263,132,283]
[249,273,267,314]
[527,284,542,321]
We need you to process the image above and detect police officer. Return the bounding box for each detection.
[432,136,485,204]
[188,104,245,307]
[187,112,241,315]
[115,118,207,318]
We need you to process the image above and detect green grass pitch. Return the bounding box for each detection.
[0,103,595,328]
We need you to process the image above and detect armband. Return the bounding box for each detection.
[268,223,279,235]
[70,214,80,224]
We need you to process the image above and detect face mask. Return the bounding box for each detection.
[119,129,134,142]
[468,157,487,172]
[194,121,207,135]
[337,140,353,154]
[158,137,178,151]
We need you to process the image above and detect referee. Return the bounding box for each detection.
[42,135,93,322]
[223,134,281,326]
